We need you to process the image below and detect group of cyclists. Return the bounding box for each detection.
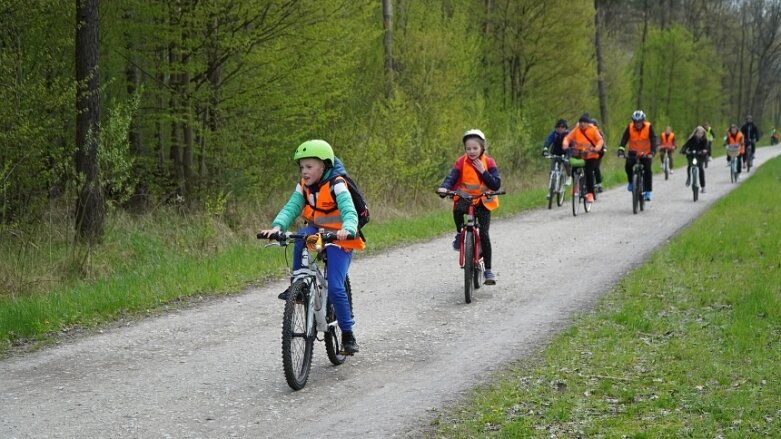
[542,110,764,201]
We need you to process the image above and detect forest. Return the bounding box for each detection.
[1,0,781,291]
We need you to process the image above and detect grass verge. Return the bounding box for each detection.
[427,156,781,437]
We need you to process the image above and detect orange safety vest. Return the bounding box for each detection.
[301,178,365,250]
[627,122,652,155]
[660,132,675,149]
[455,155,500,211]
[563,124,604,160]
[727,131,745,154]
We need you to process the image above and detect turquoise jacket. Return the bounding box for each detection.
[271,165,359,235]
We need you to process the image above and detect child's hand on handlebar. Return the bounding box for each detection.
[336,229,352,241]
[258,227,281,239]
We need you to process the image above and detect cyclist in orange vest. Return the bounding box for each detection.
[658,126,677,172]
[438,129,502,285]
[725,124,745,179]
[562,113,604,203]
[259,139,364,354]
[617,110,657,201]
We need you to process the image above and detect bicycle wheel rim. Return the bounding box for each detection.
[282,281,314,390]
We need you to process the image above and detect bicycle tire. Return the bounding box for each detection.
[664,153,669,180]
[282,280,314,390]
[571,171,581,217]
[632,172,641,214]
[730,160,738,183]
[463,230,475,303]
[324,276,354,365]
[582,176,592,213]
[547,171,555,209]
[556,172,565,207]
[746,154,753,173]
[692,167,699,202]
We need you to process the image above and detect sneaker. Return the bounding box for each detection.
[341,331,359,354]
[626,183,633,192]
[670,169,675,174]
[452,234,461,251]
[585,193,594,203]
[484,270,496,285]
[700,187,706,193]
[596,184,603,193]
[546,193,551,200]
[564,176,572,186]
[643,191,652,201]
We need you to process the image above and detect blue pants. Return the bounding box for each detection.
[293,225,354,332]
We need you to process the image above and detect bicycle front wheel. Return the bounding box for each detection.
[692,168,699,202]
[632,172,642,214]
[571,173,581,217]
[463,230,475,304]
[282,280,315,390]
[547,171,555,209]
[663,154,669,180]
[325,276,354,365]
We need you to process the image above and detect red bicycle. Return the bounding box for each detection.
[439,189,505,303]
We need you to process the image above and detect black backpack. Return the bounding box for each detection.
[310,175,370,239]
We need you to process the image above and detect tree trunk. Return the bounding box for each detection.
[594,0,609,133]
[636,0,649,109]
[383,0,394,98]
[74,0,104,243]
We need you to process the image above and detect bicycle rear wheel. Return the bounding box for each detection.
[746,154,753,173]
[463,230,475,303]
[324,276,354,365]
[282,280,314,390]
[556,172,565,207]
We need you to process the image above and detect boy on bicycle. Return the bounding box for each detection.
[658,126,677,172]
[562,113,604,203]
[618,110,657,201]
[259,140,364,354]
[542,119,572,190]
[437,129,502,285]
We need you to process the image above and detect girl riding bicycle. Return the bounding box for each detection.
[437,129,502,285]
[680,126,709,192]
[259,139,364,354]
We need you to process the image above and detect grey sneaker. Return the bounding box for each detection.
[484,270,496,285]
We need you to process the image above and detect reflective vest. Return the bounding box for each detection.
[301,178,365,250]
[562,125,603,160]
[455,155,499,210]
[660,132,675,148]
[627,122,652,154]
[727,131,745,154]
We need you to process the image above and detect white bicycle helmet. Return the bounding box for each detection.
[462,129,486,144]
[631,110,646,122]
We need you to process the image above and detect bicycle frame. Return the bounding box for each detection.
[458,203,481,269]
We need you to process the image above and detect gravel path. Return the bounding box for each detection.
[2,146,779,439]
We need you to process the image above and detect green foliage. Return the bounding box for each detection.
[634,25,725,133]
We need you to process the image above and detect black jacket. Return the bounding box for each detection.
[680,135,708,156]
[741,122,761,142]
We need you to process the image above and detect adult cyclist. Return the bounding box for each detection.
[740,115,761,162]
[618,110,657,201]
[658,125,677,173]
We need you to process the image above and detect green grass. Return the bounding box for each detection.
[427,156,781,437]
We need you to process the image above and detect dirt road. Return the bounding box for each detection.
[3,146,779,438]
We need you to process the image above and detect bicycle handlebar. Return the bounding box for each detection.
[256,230,351,243]
[436,189,506,201]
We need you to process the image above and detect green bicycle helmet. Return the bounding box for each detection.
[293,139,334,164]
